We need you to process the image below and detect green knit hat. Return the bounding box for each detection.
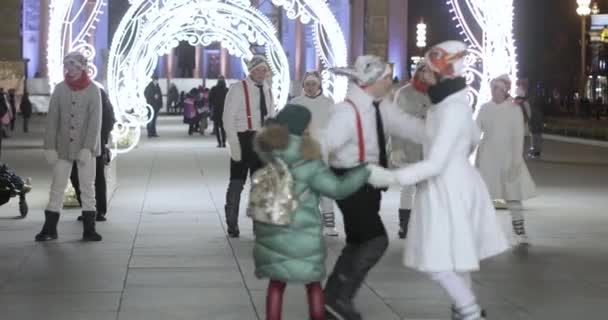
[273,104,311,136]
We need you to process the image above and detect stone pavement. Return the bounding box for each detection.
[1,116,607,320]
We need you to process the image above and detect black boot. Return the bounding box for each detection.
[398,209,411,239]
[18,193,28,218]
[82,211,102,241]
[35,210,59,241]
[96,213,107,222]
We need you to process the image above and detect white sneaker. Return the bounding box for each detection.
[324,227,339,237]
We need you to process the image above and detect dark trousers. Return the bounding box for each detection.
[23,117,29,133]
[70,156,107,215]
[325,169,389,306]
[224,131,263,227]
[215,120,226,146]
[147,108,159,136]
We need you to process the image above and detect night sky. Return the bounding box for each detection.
[407,0,604,92]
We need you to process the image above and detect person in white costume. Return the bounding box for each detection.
[476,75,536,245]
[289,71,339,237]
[321,55,426,320]
[392,59,433,239]
[223,55,276,238]
[369,41,510,320]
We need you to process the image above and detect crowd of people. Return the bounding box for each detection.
[30,38,544,320]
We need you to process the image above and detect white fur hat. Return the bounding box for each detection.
[330,55,392,86]
[424,40,467,77]
[63,51,88,70]
[247,55,269,72]
[491,74,512,92]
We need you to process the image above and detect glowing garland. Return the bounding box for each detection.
[446,0,518,111]
[49,0,348,154]
[272,0,349,102]
[47,0,107,90]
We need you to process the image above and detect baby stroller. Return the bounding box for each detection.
[0,162,31,218]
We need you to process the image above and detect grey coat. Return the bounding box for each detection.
[44,82,102,160]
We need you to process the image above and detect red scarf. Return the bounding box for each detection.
[412,78,429,93]
[64,72,91,91]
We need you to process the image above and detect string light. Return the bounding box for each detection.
[50,0,348,154]
[446,0,518,112]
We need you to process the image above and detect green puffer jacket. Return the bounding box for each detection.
[252,125,370,283]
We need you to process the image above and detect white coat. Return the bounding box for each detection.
[395,88,509,273]
[475,100,536,201]
[289,93,334,142]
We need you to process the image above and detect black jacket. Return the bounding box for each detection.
[209,84,228,121]
[100,89,116,146]
[20,95,32,118]
[144,82,163,110]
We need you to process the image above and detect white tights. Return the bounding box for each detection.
[429,271,476,308]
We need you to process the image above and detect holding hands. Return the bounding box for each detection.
[367,164,398,188]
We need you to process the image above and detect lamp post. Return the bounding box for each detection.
[577,0,592,97]
[416,19,427,50]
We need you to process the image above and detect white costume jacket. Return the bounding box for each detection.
[289,93,334,142]
[222,77,275,142]
[322,84,425,169]
[476,100,536,201]
[395,88,509,272]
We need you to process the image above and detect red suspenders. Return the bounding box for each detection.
[242,80,253,130]
[344,98,365,163]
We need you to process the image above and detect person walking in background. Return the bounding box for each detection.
[20,91,33,133]
[210,75,229,148]
[144,75,162,138]
[8,89,16,132]
[476,74,537,246]
[289,71,339,237]
[391,59,433,239]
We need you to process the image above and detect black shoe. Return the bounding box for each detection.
[77,215,84,221]
[82,211,102,241]
[227,225,240,238]
[96,214,107,222]
[398,228,406,239]
[35,211,60,242]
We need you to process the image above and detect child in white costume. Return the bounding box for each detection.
[370,41,509,320]
[476,75,536,245]
[289,71,339,236]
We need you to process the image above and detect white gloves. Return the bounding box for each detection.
[367,164,398,188]
[44,150,58,165]
[227,138,242,162]
[78,149,92,164]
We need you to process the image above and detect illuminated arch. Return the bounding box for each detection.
[107,0,292,153]
[47,0,107,90]
[447,0,518,111]
[48,0,349,154]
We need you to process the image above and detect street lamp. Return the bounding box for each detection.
[416,19,427,49]
[577,0,591,97]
